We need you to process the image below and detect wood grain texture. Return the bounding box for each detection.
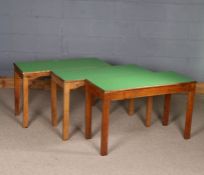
[85,84,93,139]
[51,77,58,127]
[23,77,29,128]
[14,68,21,116]
[63,83,70,140]
[0,76,50,90]
[107,82,196,100]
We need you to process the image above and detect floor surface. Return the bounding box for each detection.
[0,88,204,175]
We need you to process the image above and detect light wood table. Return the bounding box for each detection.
[51,65,162,140]
[14,58,110,128]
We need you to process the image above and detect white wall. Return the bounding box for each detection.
[0,0,204,80]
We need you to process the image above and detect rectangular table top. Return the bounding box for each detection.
[89,70,194,91]
[15,57,110,73]
[52,64,194,91]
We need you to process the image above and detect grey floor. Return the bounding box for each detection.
[0,88,204,175]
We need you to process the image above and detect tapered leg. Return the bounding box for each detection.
[184,90,195,139]
[85,86,92,139]
[128,99,135,116]
[100,98,110,156]
[23,77,29,128]
[63,84,70,140]
[14,68,21,116]
[51,78,58,127]
[146,96,153,127]
[162,94,171,126]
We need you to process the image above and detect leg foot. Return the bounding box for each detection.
[100,99,110,156]
[162,94,171,126]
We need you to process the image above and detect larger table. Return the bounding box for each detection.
[83,65,196,155]
[14,58,110,128]
[51,64,196,155]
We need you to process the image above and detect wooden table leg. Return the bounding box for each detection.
[23,77,29,128]
[14,68,21,116]
[146,96,153,127]
[85,86,92,139]
[100,98,110,156]
[63,83,70,140]
[51,77,58,127]
[128,98,135,116]
[162,94,171,126]
[184,90,195,139]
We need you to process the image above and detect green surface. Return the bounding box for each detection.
[15,58,110,73]
[89,70,193,91]
[16,57,194,91]
[53,64,194,91]
[53,64,151,81]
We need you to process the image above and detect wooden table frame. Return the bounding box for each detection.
[85,81,196,156]
[51,73,86,140]
[14,64,51,128]
[14,62,115,129]
[15,62,90,134]
[50,73,135,140]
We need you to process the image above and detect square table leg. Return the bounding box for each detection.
[184,90,195,139]
[14,68,21,116]
[23,77,29,128]
[162,94,171,126]
[146,96,153,127]
[128,99,135,116]
[100,98,110,156]
[51,78,58,127]
[63,83,70,140]
[85,85,93,139]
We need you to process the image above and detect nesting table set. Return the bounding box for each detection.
[14,58,196,156]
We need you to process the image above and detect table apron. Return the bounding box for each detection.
[107,83,196,101]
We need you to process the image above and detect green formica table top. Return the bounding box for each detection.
[52,64,151,81]
[15,57,110,73]
[52,64,194,92]
[88,70,194,91]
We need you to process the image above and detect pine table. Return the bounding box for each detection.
[14,58,110,128]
